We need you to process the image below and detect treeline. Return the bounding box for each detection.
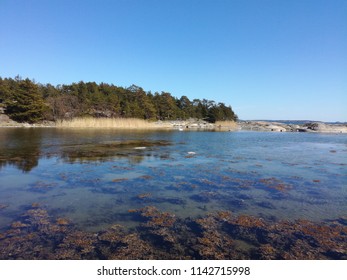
[0,76,237,124]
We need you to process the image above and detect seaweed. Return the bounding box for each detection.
[259,177,292,192]
[0,206,346,260]
[138,206,177,228]
[112,178,128,183]
[57,231,97,259]
[61,140,172,163]
[136,193,152,200]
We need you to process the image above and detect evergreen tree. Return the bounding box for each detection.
[5,78,47,123]
[0,76,238,123]
[0,77,10,104]
[153,92,179,120]
[177,96,194,119]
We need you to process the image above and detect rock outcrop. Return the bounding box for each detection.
[238,121,288,132]
[0,111,54,127]
[238,121,347,133]
[300,122,347,133]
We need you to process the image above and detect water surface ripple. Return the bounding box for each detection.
[0,128,346,259]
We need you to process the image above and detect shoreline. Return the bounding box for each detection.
[0,114,346,133]
[0,115,237,131]
[238,120,347,133]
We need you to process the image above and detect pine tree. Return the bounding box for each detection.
[5,78,47,123]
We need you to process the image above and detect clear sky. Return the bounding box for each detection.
[1,0,346,121]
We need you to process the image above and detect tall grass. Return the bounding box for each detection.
[56,117,170,129]
[55,117,238,130]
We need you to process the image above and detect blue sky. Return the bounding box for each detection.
[1,0,346,121]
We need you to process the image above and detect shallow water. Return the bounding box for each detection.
[1,128,346,233]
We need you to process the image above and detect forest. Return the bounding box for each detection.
[0,76,237,124]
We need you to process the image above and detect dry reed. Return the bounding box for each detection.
[55,117,238,130]
[56,117,169,129]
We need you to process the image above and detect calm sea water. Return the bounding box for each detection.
[0,128,346,232]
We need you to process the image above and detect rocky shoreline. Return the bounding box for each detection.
[0,114,55,127]
[238,120,347,133]
[0,112,346,133]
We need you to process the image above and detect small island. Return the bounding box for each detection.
[0,76,237,129]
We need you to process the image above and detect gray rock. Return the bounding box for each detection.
[302,122,347,133]
[238,121,347,133]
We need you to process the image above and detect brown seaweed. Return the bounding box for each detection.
[0,206,346,260]
[259,177,292,192]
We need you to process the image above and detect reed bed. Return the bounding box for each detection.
[55,117,238,130]
[56,117,170,129]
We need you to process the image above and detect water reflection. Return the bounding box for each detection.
[0,128,43,172]
[0,128,347,259]
[0,128,173,170]
[60,140,172,163]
